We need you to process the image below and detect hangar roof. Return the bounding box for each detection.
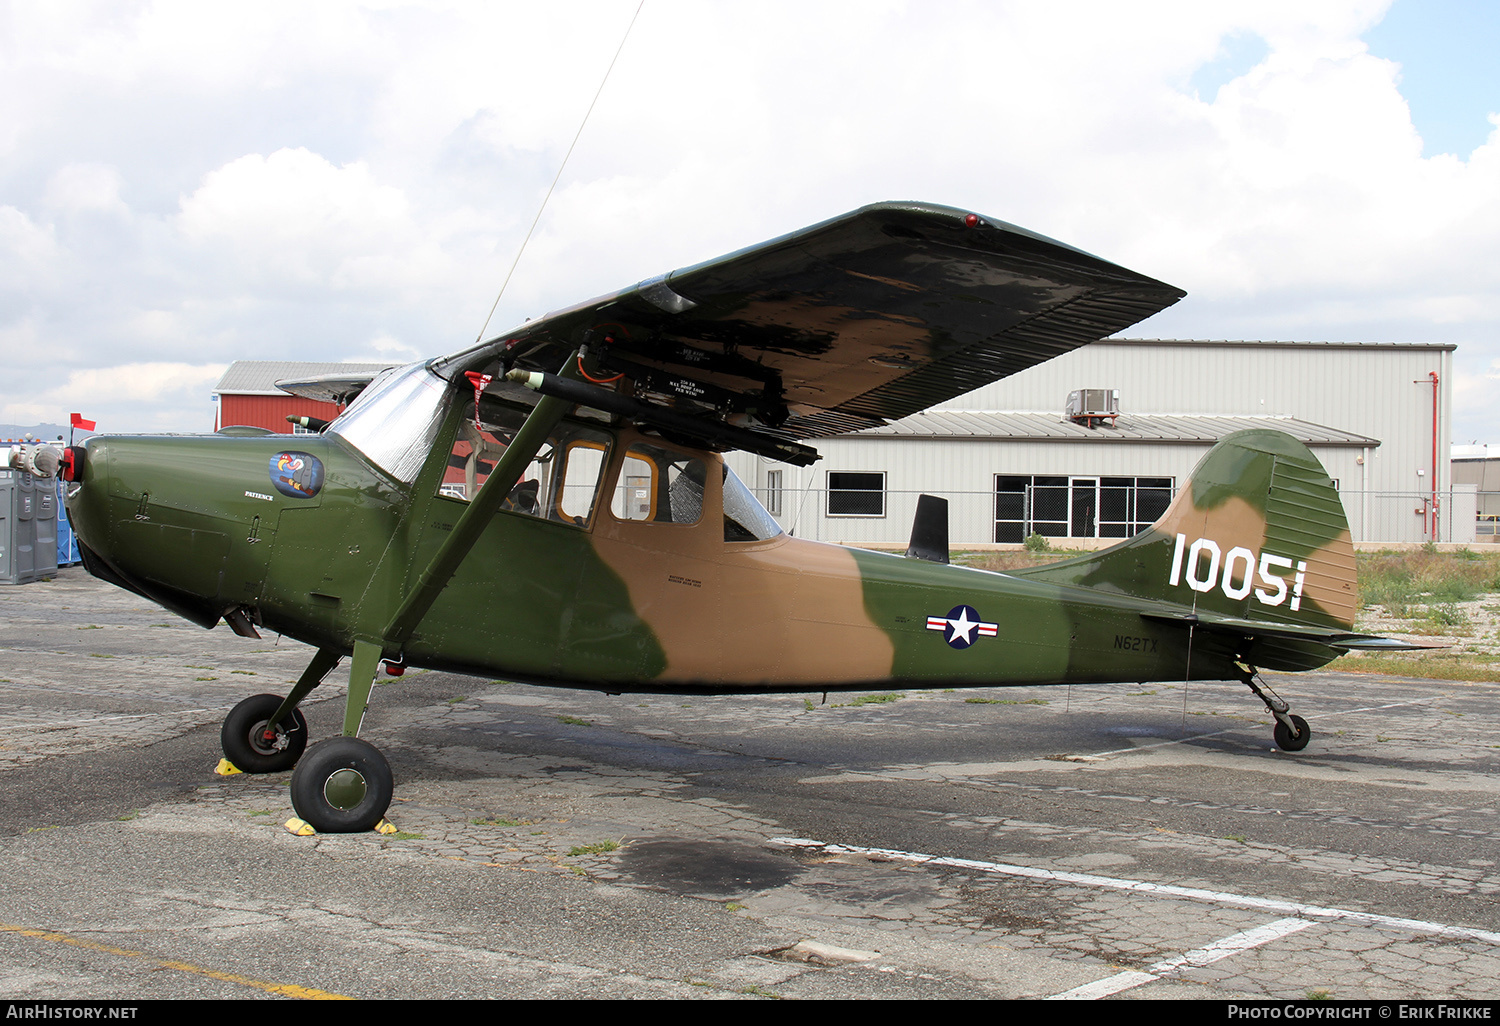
[856,410,1379,446]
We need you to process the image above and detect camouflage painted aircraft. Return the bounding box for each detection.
[60,202,1414,833]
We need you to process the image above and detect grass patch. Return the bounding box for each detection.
[1358,549,1500,612]
[556,715,590,727]
[965,547,1096,573]
[387,831,425,841]
[448,695,468,704]
[472,816,529,827]
[568,841,620,856]
[832,692,905,708]
[966,697,1049,706]
[1330,651,1500,682]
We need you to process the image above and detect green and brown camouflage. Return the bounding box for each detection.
[58,202,1415,831]
[67,419,1366,694]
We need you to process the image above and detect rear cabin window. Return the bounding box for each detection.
[612,443,706,525]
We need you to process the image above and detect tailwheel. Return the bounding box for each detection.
[221,694,308,773]
[1273,714,1311,753]
[1238,663,1312,754]
[290,737,393,833]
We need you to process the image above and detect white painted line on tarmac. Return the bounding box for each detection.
[1047,916,1313,999]
[770,837,1500,946]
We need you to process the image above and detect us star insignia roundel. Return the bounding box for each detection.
[926,605,999,649]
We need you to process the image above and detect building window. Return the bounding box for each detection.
[828,471,885,517]
[996,475,1173,542]
[765,469,783,516]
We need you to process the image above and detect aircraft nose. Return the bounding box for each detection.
[63,434,237,630]
[63,436,110,560]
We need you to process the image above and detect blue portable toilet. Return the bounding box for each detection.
[56,478,80,566]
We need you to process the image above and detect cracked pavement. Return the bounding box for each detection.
[2,569,1500,999]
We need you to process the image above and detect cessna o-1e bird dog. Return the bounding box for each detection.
[61,202,1416,832]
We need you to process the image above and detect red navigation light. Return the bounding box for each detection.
[964,213,979,227]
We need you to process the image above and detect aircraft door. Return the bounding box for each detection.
[578,437,724,683]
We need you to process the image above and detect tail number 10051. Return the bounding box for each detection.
[1168,534,1308,610]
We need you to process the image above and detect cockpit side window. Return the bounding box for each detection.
[438,401,611,528]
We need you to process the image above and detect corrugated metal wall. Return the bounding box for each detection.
[947,340,1452,498]
[726,341,1455,545]
[220,395,345,433]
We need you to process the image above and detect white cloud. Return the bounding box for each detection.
[43,163,130,217]
[2,0,1498,441]
[341,333,421,364]
[0,362,227,435]
[0,206,60,277]
[175,148,423,289]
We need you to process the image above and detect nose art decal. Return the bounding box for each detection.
[269,451,325,499]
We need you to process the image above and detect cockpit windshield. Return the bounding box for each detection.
[328,362,452,483]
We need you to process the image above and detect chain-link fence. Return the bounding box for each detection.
[762,484,1495,546]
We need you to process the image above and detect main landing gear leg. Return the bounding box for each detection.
[289,640,393,832]
[220,647,341,773]
[1238,664,1311,752]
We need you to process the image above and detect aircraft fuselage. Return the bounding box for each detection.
[66,426,1246,696]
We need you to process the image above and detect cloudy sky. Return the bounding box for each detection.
[3,0,1498,442]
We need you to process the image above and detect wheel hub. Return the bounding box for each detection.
[324,768,368,810]
[249,720,289,755]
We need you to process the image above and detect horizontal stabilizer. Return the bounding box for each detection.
[1141,609,1441,652]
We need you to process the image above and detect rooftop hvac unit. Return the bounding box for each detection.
[1066,388,1120,428]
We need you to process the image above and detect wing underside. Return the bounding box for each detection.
[435,202,1185,451]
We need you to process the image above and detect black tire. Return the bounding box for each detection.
[290,737,393,833]
[221,694,308,773]
[1273,714,1311,752]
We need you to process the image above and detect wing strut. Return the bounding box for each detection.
[382,352,583,649]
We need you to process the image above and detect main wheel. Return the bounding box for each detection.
[221,694,309,773]
[1273,714,1311,752]
[290,737,393,833]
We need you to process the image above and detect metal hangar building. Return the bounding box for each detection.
[727,338,1459,547]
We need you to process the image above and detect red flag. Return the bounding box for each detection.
[70,413,96,431]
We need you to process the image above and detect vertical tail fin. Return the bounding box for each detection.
[1016,430,1356,630]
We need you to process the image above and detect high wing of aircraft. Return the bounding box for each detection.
[59,202,1418,834]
